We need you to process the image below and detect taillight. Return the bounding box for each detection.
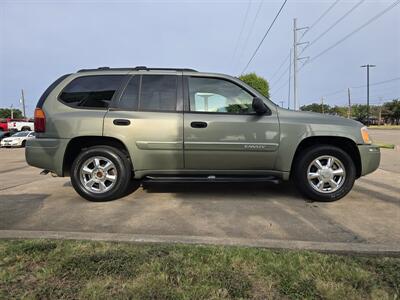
[34,108,46,132]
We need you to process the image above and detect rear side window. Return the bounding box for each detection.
[59,75,125,109]
[140,75,177,111]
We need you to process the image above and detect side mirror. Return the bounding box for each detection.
[252,97,269,115]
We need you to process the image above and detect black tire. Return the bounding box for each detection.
[70,146,132,202]
[21,140,26,148]
[21,127,30,131]
[293,145,356,202]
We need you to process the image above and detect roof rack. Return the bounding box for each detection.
[77,66,197,73]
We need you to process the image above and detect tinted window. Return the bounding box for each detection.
[140,75,177,111]
[188,77,254,114]
[118,76,140,110]
[59,75,125,108]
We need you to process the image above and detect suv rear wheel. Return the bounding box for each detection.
[293,145,356,202]
[70,146,132,201]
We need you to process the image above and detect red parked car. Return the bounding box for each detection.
[0,119,8,131]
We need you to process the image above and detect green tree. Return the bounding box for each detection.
[0,108,23,119]
[239,73,269,98]
[300,103,331,114]
[351,104,369,122]
[329,105,347,117]
[383,99,400,125]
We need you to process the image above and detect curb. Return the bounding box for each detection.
[1,230,399,256]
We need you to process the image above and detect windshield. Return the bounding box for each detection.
[11,131,29,137]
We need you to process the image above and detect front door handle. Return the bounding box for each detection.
[113,119,131,126]
[191,121,207,128]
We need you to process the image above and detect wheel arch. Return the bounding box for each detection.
[290,136,362,179]
[63,136,131,176]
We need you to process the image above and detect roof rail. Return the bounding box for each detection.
[77,66,197,73]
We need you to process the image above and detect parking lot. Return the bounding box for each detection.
[0,129,399,249]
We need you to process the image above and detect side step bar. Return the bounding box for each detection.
[143,175,280,184]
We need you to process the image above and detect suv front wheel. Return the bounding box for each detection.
[293,145,356,202]
[70,146,132,201]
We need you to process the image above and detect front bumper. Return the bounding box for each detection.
[358,144,380,176]
[1,140,21,147]
[25,138,69,176]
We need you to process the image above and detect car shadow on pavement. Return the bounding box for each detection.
[0,194,50,228]
[353,185,400,206]
[142,181,305,202]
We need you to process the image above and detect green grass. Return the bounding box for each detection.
[1,239,399,299]
[369,125,400,130]
[376,143,396,149]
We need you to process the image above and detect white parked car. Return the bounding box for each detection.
[0,131,36,148]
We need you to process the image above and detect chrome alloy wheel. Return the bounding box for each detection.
[307,155,346,194]
[80,156,118,194]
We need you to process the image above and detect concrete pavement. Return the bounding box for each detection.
[0,130,399,252]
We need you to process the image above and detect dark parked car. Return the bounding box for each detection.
[0,131,11,141]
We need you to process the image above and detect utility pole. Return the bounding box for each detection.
[360,64,376,126]
[347,88,351,119]
[10,104,14,119]
[293,19,297,110]
[20,89,26,119]
[293,18,309,111]
[288,48,292,109]
[321,97,325,114]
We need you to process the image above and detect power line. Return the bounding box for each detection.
[353,76,400,89]
[304,0,400,66]
[301,0,365,54]
[270,64,290,87]
[301,0,340,39]
[235,1,264,73]
[271,79,289,96]
[230,0,252,73]
[268,52,290,81]
[241,0,288,74]
[271,59,307,95]
[321,76,400,98]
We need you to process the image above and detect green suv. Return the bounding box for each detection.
[26,67,380,202]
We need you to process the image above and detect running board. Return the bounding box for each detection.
[143,175,280,184]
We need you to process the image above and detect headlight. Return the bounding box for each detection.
[361,127,372,144]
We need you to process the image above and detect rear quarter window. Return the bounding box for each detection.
[59,75,126,109]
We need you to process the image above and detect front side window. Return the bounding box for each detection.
[139,75,177,111]
[59,75,125,108]
[188,77,254,114]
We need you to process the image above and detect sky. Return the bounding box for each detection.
[1,0,399,116]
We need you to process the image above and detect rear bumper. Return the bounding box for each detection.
[358,144,380,176]
[25,138,69,176]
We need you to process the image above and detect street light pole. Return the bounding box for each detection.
[360,64,376,126]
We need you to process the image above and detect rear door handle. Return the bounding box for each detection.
[191,121,207,128]
[113,119,131,126]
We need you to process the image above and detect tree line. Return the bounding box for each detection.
[300,99,400,125]
[0,108,24,119]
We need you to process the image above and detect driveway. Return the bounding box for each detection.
[0,131,399,251]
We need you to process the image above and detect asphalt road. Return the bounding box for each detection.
[369,129,400,173]
[0,129,399,248]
